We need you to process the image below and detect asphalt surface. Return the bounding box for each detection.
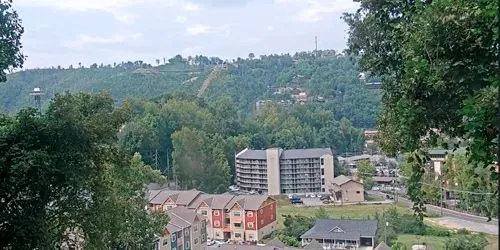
[367,191,498,235]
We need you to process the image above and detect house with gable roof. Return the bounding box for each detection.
[328,175,364,203]
[300,219,378,249]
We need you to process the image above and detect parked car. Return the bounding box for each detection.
[290,198,304,204]
[386,194,394,200]
[322,200,331,204]
[310,193,316,198]
[207,240,216,246]
[320,194,330,201]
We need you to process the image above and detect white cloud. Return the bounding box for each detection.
[298,0,359,23]
[267,25,275,31]
[175,16,188,24]
[186,24,213,35]
[14,0,176,23]
[183,2,200,11]
[64,33,142,49]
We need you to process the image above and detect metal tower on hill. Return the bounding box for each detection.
[29,87,45,113]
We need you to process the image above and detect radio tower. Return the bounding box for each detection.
[315,36,318,57]
[29,87,45,113]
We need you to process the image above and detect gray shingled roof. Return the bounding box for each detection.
[280,148,332,159]
[236,148,267,159]
[149,190,201,206]
[331,175,361,186]
[267,238,286,248]
[301,219,377,240]
[374,242,391,250]
[225,195,272,210]
[188,194,235,210]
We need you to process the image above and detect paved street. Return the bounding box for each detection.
[367,191,498,235]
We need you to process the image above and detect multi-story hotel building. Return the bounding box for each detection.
[235,148,335,195]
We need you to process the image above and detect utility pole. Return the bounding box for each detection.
[154,149,159,171]
[440,175,444,216]
[384,221,388,243]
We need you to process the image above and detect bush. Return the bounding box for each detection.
[425,226,451,237]
[444,234,488,250]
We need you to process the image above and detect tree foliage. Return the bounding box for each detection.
[119,94,366,192]
[1,53,381,130]
[357,160,376,190]
[0,0,25,82]
[0,92,167,249]
[344,0,499,219]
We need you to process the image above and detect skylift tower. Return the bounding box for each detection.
[29,87,45,113]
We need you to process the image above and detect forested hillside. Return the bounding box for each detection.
[119,94,365,192]
[1,52,381,128]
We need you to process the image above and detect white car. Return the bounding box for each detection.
[288,194,294,199]
[207,240,215,246]
[310,194,316,198]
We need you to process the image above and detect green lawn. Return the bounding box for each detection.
[365,194,385,201]
[276,200,407,228]
[395,234,446,250]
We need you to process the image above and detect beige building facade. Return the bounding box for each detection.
[329,175,364,203]
[236,148,335,195]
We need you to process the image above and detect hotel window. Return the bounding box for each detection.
[185,241,190,249]
[248,222,254,228]
[201,210,208,216]
[249,234,254,240]
[184,228,190,236]
[194,239,198,244]
[322,178,325,185]
[171,233,177,241]
[235,233,242,238]
[194,225,198,231]
[321,158,324,165]
[247,211,253,217]
[321,169,325,175]
[234,223,242,228]
[213,210,220,216]
[163,239,169,246]
[214,220,220,227]
[356,191,361,194]
[233,211,241,216]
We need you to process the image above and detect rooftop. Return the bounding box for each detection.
[236,148,333,160]
[301,219,378,240]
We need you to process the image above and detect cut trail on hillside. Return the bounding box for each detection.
[197,65,225,97]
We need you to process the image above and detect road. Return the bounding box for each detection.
[368,191,498,235]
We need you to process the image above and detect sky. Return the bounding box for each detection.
[13,0,359,69]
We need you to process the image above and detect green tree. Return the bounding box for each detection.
[357,160,376,190]
[282,215,315,240]
[172,127,208,189]
[444,234,488,250]
[0,92,167,249]
[344,0,498,219]
[0,0,24,82]
[314,207,329,219]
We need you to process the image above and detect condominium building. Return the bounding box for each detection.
[155,206,207,250]
[148,189,278,243]
[235,148,335,195]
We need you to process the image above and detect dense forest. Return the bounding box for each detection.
[0,52,381,128]
[1,52,381,193]
[120,94,365,193]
